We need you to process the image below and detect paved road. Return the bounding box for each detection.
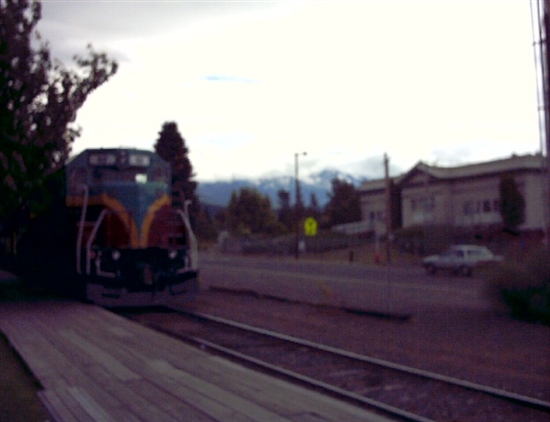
[199,254,492,316]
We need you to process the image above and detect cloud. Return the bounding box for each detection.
[37,1,541,182]
[38,1,281,63]
[204,75,256,84]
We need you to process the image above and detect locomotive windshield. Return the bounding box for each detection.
[88,152,150,168]
[67,149,170,194]
[93,167,152,184]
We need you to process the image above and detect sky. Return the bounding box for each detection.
[37,0,545,181]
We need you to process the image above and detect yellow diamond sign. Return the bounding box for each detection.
[304,217,318,236]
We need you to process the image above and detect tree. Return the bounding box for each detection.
[306,192,322,220]
[0,0,118,224]
[193,207,218,241]
[294,185,306,233]
[499,174,525,232]
[154,122,198,216]
[225,187,284,235]
[324,178,361,226]
[276,189,292,232]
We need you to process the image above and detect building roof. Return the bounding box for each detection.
[359,153,546,192]
[415,154,546,180]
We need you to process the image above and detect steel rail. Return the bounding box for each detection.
[173,307,550,413]
[150,310,434,422]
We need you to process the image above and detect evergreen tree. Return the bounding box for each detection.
[193,207,218,241]
[294,186,306,232]
[306,192,322,220]
[324,178,361,226]
[277,189,292,232]
[226,187,284,235]
[154,122,198,216]
[0,0,117,224]
[499,174,525,232]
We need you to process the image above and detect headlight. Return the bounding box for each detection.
[111,250,121,261]
[168,250,178,260]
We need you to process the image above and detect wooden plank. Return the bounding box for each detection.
[79,378,177,422]
[74,306,206,361]
[125,379,218,422]
[67,387,115,422]
[30,311,149,422]
[68,306,385,422]
[146,376,261,422]
[186,355,391,422]
[56,306,207,373]
[1,315,72,390]
[39,390,81,422]
[39,388,96,422]
[58,329,141,382]
[2,305,140,422]
[2,302,390,422]
[51,321,243,421]
[64,323,270,421]
[100,320,388,422]
[26,305,216,421]
[44,385,140,422]
[150,359,293,422]
[107,326,134,338]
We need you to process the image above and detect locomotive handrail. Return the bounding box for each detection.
[76,184,89,274]
[86,209,116,277]
[176,208,198,269]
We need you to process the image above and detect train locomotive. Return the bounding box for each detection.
[17,148,199,307]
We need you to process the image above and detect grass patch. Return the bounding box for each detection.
[0,278,60,303]
[0,276,55,421]
[0,333,51,422]
[303,242,418,266]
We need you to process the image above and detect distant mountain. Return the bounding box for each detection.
[196,169,366,208]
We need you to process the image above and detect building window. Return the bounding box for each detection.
[369,211,375,221]
[422,197,434,211]
[412,197,434,211]
[493,199,500,212]
[483,200,491,213]
[463,201,475,215]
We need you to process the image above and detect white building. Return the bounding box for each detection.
[359,154,548,233]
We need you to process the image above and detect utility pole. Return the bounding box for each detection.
[532,0,550,241]
[384,153,392,265]
[545,0,550,242]
[384,153,393,315]
[295,152,307,259]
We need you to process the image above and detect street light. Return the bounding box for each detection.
[295,152,307,259]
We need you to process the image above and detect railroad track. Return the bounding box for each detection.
[124,307,550,422]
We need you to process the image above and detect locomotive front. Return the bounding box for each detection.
[66,148,199,307]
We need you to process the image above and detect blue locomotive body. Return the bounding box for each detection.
[65,148,199,306]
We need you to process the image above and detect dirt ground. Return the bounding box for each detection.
[183,288,550,402]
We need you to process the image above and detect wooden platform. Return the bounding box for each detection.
[0,301,391,422]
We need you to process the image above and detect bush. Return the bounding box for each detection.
[485,246,550,325]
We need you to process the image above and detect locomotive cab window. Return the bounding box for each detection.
[129,154,151,167]
[89,153,116,166]
[135,172,147,183]
[94,168,148,183]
